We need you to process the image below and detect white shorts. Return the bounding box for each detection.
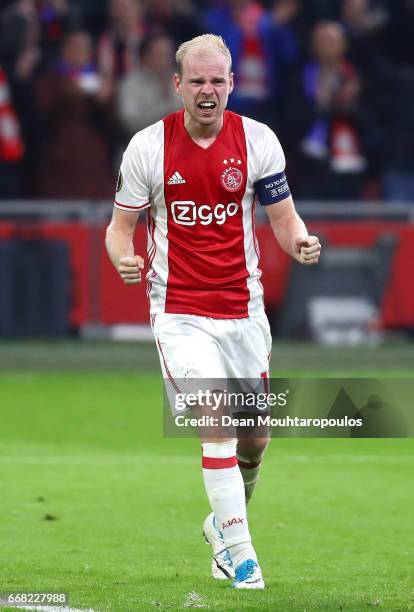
[151,311,272,382]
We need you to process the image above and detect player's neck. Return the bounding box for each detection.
[184,111,224,149]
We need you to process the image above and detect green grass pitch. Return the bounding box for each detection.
[0,342,413,611]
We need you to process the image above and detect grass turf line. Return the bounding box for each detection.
[0,340,414,373]
[1,371,414,611]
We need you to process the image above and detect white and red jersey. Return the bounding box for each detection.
[115,109,290,319]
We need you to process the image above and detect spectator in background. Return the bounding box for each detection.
[143,0,203,47]
[340,0,387,77]
[0,0,40,76]
[98,0,145,82]
[33,30,116,198]
[117,33,181,140]
[0,64,24,197]
[301,0,341,23]
[0,0,78,72]
[379,0,414,68]
[0,0,42,194]
[285,21,367,200]
[204,0,301,128]
[71,0,108,39]
[378,0,414,202]
[36,0,79,61]
[382,71,414,202]
[340,0,390,197]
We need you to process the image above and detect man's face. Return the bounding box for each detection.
[110,0,141,27]
[63,32,93,68]
[143,37,174,76]
[312,24,346,64]
[174,52,234,127]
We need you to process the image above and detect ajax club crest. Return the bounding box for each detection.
[222,158,243,192]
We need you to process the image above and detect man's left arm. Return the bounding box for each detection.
[265,195,321,265]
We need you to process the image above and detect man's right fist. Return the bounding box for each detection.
[118,255,144,285]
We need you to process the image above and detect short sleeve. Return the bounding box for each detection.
[254,125,291,206]
[114,133,150,212]
[259,125,286,178]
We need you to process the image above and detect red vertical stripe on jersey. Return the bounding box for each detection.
[162,110,250,318]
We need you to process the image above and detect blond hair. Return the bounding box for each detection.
[175,34,232,75]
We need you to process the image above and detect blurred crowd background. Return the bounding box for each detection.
[0,0,413,203]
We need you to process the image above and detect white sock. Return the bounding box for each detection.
[202,440,257,569]
[237,453,264,504]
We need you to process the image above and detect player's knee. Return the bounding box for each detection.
[237,436,269,461]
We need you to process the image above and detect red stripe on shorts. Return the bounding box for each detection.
[202,456,238,469]
[156,338,181,394]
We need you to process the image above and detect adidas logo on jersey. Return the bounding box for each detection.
[167,171,186,185]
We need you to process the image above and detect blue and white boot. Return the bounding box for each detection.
[232,559,265,589]
[202,512,235,580]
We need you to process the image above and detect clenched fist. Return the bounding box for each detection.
[118,255,144,285]
[294,236,321,265]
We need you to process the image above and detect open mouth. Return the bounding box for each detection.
[197,101,217,111]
